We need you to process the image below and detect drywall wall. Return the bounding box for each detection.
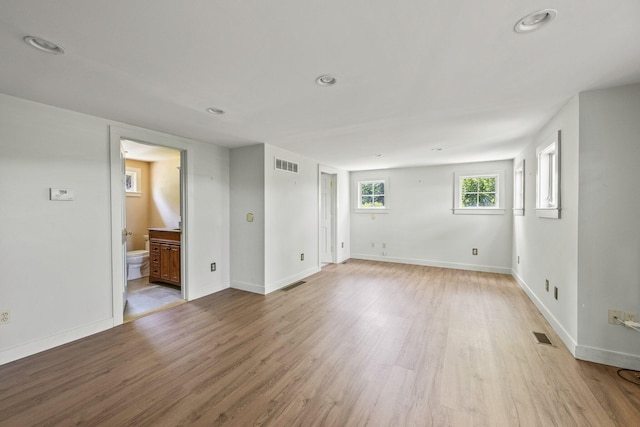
[512,96,580,353]
[576,83,640,368]
[125,159,150,251]
[264,145,321,292]
[351,160,513,273]
[0,93,230,365]
[149,156,181,229]
[230,145,266,294]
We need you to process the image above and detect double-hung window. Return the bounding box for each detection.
[357,179,386,209]
[454,170,505,215]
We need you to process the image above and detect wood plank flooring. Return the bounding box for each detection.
[1,260,640,426]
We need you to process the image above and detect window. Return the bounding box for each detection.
[453,170,505,215]
[460,175,498,207]
[357,180,386,209]
[536,131,561,218]
[513,160,525,216]
[125,167,142,197]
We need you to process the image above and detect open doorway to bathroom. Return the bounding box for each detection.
[121,139,185,322]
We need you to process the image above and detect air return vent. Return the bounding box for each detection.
[275,157,299,173]
[532,331,553,346]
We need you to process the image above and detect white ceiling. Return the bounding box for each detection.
[1,1,639,171]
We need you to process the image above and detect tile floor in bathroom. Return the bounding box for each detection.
[124,277,184,322]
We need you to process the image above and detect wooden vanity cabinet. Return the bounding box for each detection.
[148,230,181,287]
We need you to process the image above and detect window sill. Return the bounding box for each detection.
[453,208,505,215]
[536,208,560,219]
[126,192,142,198]
[354,208,389,214]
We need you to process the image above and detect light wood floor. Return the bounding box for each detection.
[1,260,639,426]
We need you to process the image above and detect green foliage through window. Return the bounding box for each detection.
[460,176,497,207]
[359,180,385,208]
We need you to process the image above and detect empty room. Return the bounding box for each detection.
[1,1,640,425]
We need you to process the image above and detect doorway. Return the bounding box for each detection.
[121,139,184,322]
[320,172,337,265]
[109,125,188,326]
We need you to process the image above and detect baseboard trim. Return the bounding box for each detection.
[231,280,265,295]
[0,317,113,366]
[511,270,577,355]
[351,254,511,275]
[575,345,640,371]
[265,266,321,294]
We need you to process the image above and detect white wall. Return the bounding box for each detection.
[576,83,640,368]
[512,96,580,353]
[264,145,321,292]
[0,93,230,365]
[230,145,266,294]
[351,161,513,273]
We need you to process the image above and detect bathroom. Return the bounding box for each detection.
[123,139,183,321]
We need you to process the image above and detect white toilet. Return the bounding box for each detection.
[126,234,150,280]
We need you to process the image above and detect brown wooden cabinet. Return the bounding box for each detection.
[148,229,181,287]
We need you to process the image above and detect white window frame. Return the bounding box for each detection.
[355,178,389,212]
[536,131,561,219]
[125,166,142,197]
[513,159,525,216]
[453,170,505,215]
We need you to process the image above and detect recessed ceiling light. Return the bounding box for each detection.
[316,75,336,86]
[514,9,557,33]
[23,36,65,54]
[373,154,383,157]
[206,107,225,115]
[431,148,442,151]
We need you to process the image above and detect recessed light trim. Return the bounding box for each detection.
[514,9,557,33]
[373,154,383,157]
[206,107,225,115]
[431,148,443,152]
[316,75,336,86]
[23,36,65,54]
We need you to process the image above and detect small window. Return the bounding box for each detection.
[460,175,498,207]
[358,180,386,209]
[453,170,505,215]
[536,131,561,218]
[125,167,142,197]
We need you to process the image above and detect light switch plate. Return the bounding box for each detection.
[50,188,74,201]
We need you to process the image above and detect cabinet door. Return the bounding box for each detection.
[169,245,180,284]
[160,245,172,280]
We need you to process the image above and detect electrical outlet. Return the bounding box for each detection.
[472,248,478,255]
[554,287,558,300]
[517,256,520,264]
[210,262,216,272]
[341,242,344,248]
[300,253,304,261]
[382,242,386,249]
[624,312,638,324]
[545,280,549,292]
[0,310,10,325]
[608,309,623,325]
[371,242,375,248]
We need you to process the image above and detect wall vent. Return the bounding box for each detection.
[275,157,299,174]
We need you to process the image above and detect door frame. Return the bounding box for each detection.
[109,125,188,326]
[318,166,338,265]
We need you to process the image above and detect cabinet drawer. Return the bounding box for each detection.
[150,243,161,254]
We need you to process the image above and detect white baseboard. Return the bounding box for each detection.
[511,270,577,355]
[0,317,113,366]
[351,254,511,275]
[575,345,640,371]
[231,280,265,295]
[265,266,321,294]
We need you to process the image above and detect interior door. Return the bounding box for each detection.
[320,173,334,263]
[120,141,128,310]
